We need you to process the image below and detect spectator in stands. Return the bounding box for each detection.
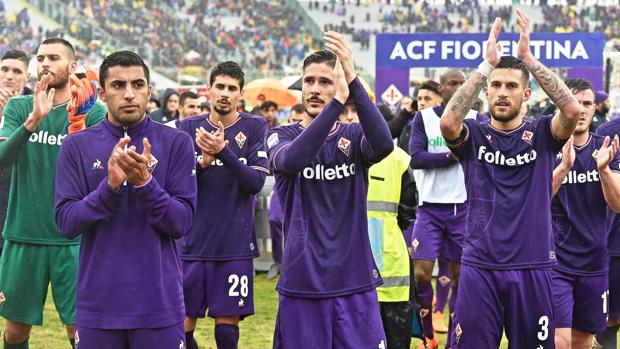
[260,100,279,129]
[593,90,610,132]
[150,89,179,123]
[416,80,442,111]
[165,91,201,129]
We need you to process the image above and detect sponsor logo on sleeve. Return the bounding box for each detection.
[235,132,247,149]
[267,133,279,149]
[257,151,267,158]
[338,137,351,156]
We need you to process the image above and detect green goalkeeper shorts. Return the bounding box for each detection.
[0,240,78,325]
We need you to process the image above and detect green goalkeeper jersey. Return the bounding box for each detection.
[0,95,106,245]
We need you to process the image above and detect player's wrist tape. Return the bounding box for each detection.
[477,60,495,78]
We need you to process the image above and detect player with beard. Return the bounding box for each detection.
[178,61,269,349]
[408,68,489,348]
[550,78,620,349]
[55,50,196,349]
[0,38,106,349]
[594,105,620,349]
[266,32,393,348]
[441,11,581,348]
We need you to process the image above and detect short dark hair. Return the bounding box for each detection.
[1,49,28,67]
[291,103,305,113]
[494,56,530,86]
[565,78,594,96]
[148,98,160,108]
[261,101,278,111]
[41,38,75,59]
[418,80,441,97]
[179,91,199,106]
[99,51,150,89]
[303,50,336,71]
[209,61,245,89]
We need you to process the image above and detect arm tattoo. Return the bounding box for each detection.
[445,72,486,121]
[526,62,573,109]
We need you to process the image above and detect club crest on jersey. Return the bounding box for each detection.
[235,132,247,149]
[522,130,533,144]
[338,137,351,156]
[455,323,463,344]
[147,153,159,173]
[91,159,104,170]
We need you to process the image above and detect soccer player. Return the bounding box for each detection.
[0,50,31,115]
[55,50,196,348]
[0,38,105,349]
[550,78,620,349]
[266,32,393,348]
[288,103,306,124]
[441,11,581,348]
[0,49,31,258]
[178,61,269,349]
[408,68,485,349]
[595,112,620,349]
[165,91,201,128]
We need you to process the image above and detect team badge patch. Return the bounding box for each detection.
[235,132,247,149]
[338,137,351,156]
[455,323,463,344]
[522,130,533,144]
[267,133,279,149]
[412,238,420,253]
[147,153,159,173]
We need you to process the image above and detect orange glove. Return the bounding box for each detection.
[67,68,99,134]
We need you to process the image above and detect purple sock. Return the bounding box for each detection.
[185,330,199,349]
[446,284,458,349]
[435,258,451,313]
[418,281,435,339]
[214,324,239,349]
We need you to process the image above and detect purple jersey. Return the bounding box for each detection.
[552,134,620,275]
[178,113,269,261]
[266,122,382,297]
[450,115,564,269]
[596,119,620,256]
[55,117,197,329]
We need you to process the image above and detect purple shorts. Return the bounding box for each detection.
[411,203,466,262]
[75,323,184,349]
[182,259,254,319]
[453,264,555,349]
[273,290,386,349]
[609,256,620,321]
[552,269,608,333]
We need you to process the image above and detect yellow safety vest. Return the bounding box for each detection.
[367,147,411,303]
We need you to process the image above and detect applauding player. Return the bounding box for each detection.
[266,32,393,348]
[440,11,581,348]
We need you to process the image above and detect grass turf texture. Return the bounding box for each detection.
[4,274,601,348]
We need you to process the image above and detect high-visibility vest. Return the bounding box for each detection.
[367,147,411,302]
